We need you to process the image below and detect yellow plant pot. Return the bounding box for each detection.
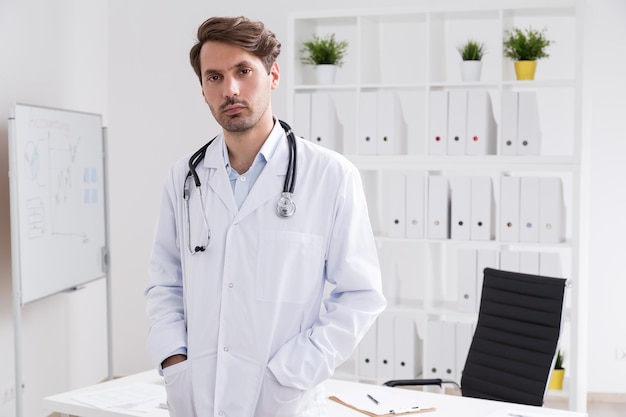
[514,61,537,80]
[549,368,565,390]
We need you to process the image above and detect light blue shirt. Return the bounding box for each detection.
[224,122,282,209]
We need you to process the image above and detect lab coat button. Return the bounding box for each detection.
[240,175,246,182]
[228,283,234,288]
[224,346,229,352]
[218,411,224,416]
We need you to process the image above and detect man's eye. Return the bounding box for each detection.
[207,75,220,82]
[241,68,251,75]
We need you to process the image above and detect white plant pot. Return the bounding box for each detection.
[461,60,482,82]
[315,64,337,84]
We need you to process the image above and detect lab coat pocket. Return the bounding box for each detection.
[257,231,324,303]
[255,368,303,417]
[163,360,195,417]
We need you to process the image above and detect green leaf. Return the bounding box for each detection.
[457,39,486,61]
[503,26,553,61]
[300,33,349,67]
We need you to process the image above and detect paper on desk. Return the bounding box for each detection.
[329,387,435,416]
[73,383,166,413]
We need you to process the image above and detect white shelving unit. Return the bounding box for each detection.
[288,0,586,412]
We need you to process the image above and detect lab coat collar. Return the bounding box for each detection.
[198,120,289,221]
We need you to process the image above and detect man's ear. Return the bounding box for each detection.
[270,62,280,90]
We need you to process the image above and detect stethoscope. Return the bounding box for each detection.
[183,119,297,254]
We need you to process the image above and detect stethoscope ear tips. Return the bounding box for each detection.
[194,246,206,252]
[276,192,296,218]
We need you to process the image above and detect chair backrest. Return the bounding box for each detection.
[460,267,567,406]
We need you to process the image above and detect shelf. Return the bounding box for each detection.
[347,155,580,171]
[288,1,584,411]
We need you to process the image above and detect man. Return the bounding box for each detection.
[145,16,386,417]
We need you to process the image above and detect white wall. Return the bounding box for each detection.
[0,1,624,416]
[586,0,626,393]
[0,1,108,416]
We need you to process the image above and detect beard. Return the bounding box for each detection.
[212,96,267,134]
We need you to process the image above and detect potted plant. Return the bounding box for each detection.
[457,39,486,82]
[300,33,349,84]
[503,26,553,80]
[548,349,565,390]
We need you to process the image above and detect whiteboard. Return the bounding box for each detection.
[8,104,107,304]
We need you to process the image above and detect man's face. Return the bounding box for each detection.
[199,41,279,133]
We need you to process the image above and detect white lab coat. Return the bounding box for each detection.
[146,122,386,417]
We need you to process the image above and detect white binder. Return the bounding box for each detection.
[450,176,471,240]
[427,175,450,240]
[500,91,518,155]
[405,172,426,239]
[457,248,478,313]
[519,177,541,243]
[466,90,497,155]
[378,90,407,155]
[517,92,541,155]
[447,90,467,155]
[476,249,498,310]
[539,177,566,243]
[470,176,494,241]
[540,252,563,277]
[428,90,448,155]
[358,323,378,378]
[455,321,475,382]
[293,92,312,142]
[383,172,406,238]
[425,320,443,379]
[441,321,457,381]
[393,316,422,379]
[310,92,341,152]
[499,250,520,273]
[376,313,395,381]
[358,91,378,155]
[519,251,540,275]
[500,176,521,242]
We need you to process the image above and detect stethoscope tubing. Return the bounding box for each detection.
[183,120,297,253]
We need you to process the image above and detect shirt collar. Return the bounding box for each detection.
[222,118,283,174]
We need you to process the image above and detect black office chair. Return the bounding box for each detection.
[384,267,568,407]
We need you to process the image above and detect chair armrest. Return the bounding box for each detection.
[383,379,443,387]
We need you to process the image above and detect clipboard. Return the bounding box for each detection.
[328,387,436,417]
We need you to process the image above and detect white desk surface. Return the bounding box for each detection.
[43,370,587,417]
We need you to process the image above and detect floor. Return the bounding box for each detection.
[544,397,626,417]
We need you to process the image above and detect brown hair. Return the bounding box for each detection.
[189,16,281,84]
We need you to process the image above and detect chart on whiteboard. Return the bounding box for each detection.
[23,131,101,241]
[10,104,107,303]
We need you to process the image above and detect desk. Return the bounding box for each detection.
[44,370,587,417]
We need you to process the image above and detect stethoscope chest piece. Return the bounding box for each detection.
[276,192,296,218]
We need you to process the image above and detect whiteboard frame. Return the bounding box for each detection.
[8,104,112,417]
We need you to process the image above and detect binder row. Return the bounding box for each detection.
[294,90,542,156]
[500,176,565,244]
[381,173,565,243]
[358,90,408,155]
[383,173,492,241]
[501,91,542,155]
[358,312,422,381]
[458,247,564,314]
[424,319,474,384]
[429,90,497,156]
[294,92,343,151]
